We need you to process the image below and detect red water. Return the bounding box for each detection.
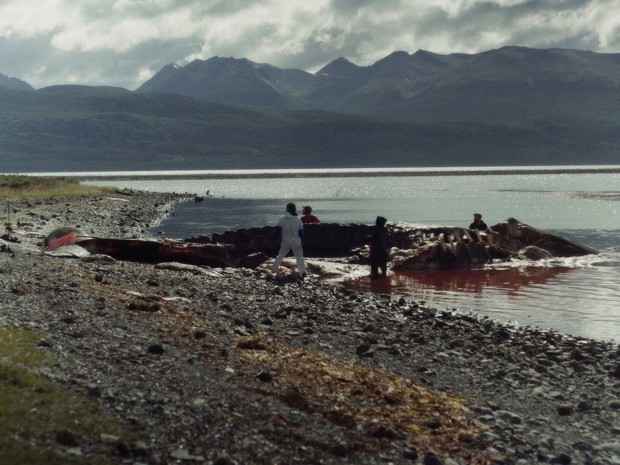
[341,265,620,341]
[344,267,574,297]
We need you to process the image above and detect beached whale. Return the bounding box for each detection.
[45,218,597,270]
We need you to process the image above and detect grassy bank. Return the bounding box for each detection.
[0,175,114,199]
[0,327,136,465]
[0,186,172,464]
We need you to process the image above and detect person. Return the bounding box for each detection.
[369,216,389,278]
[301,205,320,224]
[271,202,307,277]
[469,213,488,231]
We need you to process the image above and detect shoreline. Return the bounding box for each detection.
[1,191,620,465]
[14,165,620,181]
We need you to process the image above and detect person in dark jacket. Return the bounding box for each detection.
[469,213,488,231]
[369,216,389,277]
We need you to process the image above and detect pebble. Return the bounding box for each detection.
[495,410,522,424]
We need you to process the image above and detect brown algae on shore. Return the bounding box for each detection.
[89,266,493,463]
[0,327,135,465]
[234,334,493,464]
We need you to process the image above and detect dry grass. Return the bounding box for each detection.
[0,175,113,199]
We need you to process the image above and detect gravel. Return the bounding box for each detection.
[1,190,619,465]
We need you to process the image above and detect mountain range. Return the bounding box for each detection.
[1,46,620,172]
[137,46,620,126]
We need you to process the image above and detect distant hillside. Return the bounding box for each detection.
[1,85,619,172]
[0,72,33,91]
[137,47,620,126]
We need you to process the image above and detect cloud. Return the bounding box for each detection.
[0,0,618,89]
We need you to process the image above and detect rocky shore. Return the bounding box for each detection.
[1,190,619,465]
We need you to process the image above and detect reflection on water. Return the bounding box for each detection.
[344,265,620,342]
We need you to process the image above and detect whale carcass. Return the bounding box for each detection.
[45,218,597,270]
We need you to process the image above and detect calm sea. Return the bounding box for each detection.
[79,166,620,342]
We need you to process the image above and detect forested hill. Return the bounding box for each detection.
[1,84,619,172]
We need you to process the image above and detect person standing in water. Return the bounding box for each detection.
[369,216,389,278]
[271,202,307,277]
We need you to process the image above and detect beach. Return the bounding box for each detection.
[1,190,619,465]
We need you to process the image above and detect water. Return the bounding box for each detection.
[83,167,620,342]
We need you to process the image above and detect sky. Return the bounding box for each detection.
[0,0,619,90]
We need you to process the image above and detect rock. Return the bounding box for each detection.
[576,401,593,412]
[572,441,594,451]
[548,390,565,400]
[601,442,620,455]
[550,452,572,464]
[557,405,574,416]
[87,383,102,397]
[355,344,373,357]
[55,430,78,446]
[371,425,400,440]
[147,344,165,355]
[170,449,205,461]
[131,441,149,457]
[403,447,418,461]
[257,371,273,382]
[423,452,443,465]
[213,456,237,465]
[609,400,620,409]
[99,433,119,444]
[496,410,522,424]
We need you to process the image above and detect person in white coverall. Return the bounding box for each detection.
[271,202,307,276]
